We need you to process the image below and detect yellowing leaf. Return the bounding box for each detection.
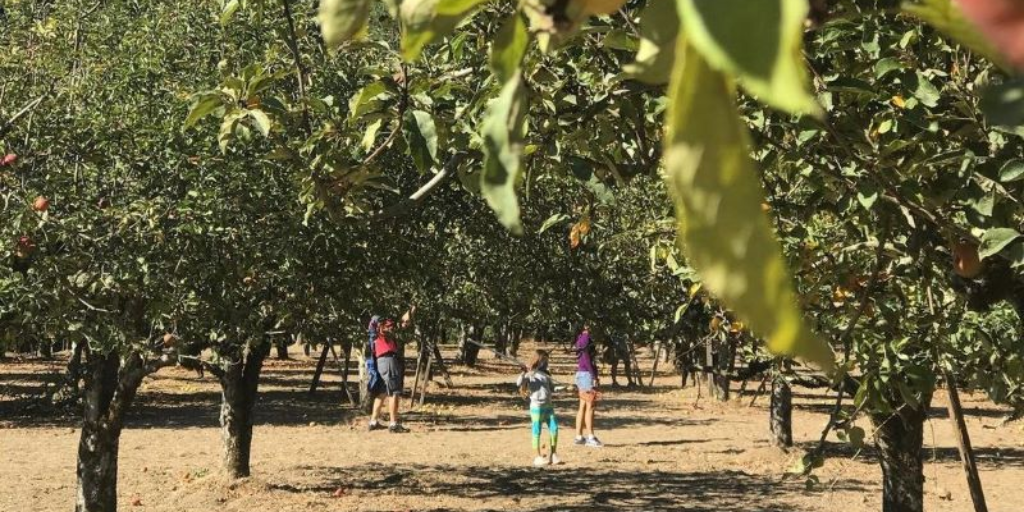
[664,38,835,371]
[319,0,372,51]
[677,0,821,117]
[401,0,491,61]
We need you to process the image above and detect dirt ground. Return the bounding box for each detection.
[2,341,1023,512]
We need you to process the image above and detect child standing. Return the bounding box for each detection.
[517,350,561,467]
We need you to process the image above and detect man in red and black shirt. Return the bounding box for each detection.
[371,319,408,433]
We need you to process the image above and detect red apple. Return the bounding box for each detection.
[955,0,1024,68]
[952,241,984,278]
[1,154,16,167]
[33,196,49,212]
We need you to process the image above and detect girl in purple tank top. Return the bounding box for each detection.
[573,325,603,447]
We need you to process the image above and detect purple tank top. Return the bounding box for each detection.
[576,331,595,373]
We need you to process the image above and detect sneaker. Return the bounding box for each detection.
[368,421,385,432]
[533,456,549,467]
[550,453,562,465]
[573,436,586,446]
[585,436,604,448]
[388,423,409,433]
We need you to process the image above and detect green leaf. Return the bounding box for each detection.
[603,29,639,52]
[623,0,679,85]
[220,0,241,26]
[401,0,490,61]
[349,82,389,119]
[874,57,904,79]
[846,426,866,449]
[677,0,821,117]
[184,94,224,129]
[403,110,438,172]
[362,117,384,152]
[539,213,569,233]
[857,182,879,210]
[970,187,996,217]
[913,72,941,108]
[248,110,272,137]
[480,72,528,235]
[319,0,372,50]
[663,38,834,371]
[489,13,529,84]
[999,159,1024,183]
[979,228,1022,259]
[901,0,1006,69]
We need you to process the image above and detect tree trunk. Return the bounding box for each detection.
[75,349,153,512]
[872,391,933,512]
[769,376,793,448]
[275,338,289,360]
[38,337,53,359]
[218,342,269,479]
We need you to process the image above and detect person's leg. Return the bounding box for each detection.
[370,395,384,424]
[546,408,559,455]
[388,394,400,424]
[575,398,586,439]
[530,406,543,457]
[584,399,595,436]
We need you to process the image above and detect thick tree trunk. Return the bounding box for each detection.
[75,349,154,512]
[218,342,269,479]
[76,419,119,512]
[872,392,933,512]
[769,376,793,448]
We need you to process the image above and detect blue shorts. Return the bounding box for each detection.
[575,371,595,392]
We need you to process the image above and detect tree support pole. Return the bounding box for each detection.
[308,342,330,395]
[944,369,989,512]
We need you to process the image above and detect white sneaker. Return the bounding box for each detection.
[533,456,550,467]
[573,436,586,445]
[550,453,562,465]
[585,436,604,448]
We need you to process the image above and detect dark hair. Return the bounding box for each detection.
[528,350,549,371]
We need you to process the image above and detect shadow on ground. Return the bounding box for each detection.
[270,463,865,511]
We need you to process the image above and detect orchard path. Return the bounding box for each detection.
[2,340,1024,511]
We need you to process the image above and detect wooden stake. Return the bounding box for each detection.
[308,342,331,395]
[944,369,989,512]
[419,344,434,406]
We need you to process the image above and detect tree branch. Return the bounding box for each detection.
[367,151,474,222]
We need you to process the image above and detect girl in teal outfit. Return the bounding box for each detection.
[517,350,560,467]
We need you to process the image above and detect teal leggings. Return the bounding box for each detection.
[530,406,558,451]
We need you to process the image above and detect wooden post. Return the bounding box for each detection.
[418,344,434,406]
[308,342,330,395]
[748,374,769,407]
[432,340,454,388]
[648,344,661,387]
[329,341,356,405]
[944,369,989,512]
[409,342,425,407]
